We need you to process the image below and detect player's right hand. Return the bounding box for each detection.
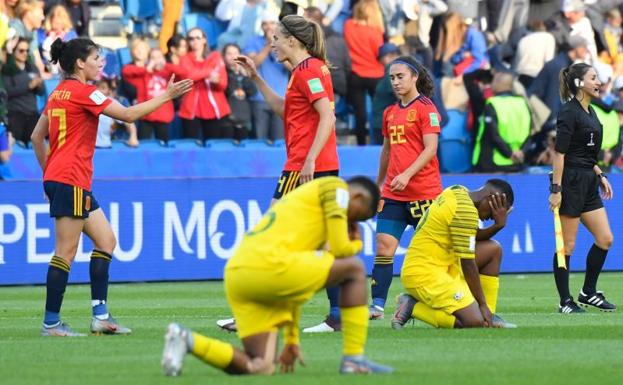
[234,55,259,79]
[279,344,305,373]
[548,192,561,211]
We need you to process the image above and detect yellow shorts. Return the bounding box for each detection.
[224,250,334,339]
[401,265,475,315]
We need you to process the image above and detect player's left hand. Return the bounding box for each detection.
[489,193,511,227]
[599,176,613,200]
[300,160,315,184]
[390,173,410,192]
[479,303,493,327]
[279,344,305,373]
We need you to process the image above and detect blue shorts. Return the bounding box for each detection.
[44,181,100,219]
[272,170,339,199]
[376,198,434,240]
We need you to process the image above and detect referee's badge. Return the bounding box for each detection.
[407,110,417,122]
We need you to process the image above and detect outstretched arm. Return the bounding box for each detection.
[235,55,285,117]
[103,75,192,123]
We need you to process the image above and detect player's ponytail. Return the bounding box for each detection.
[390,56,435,98]
[51,37,99,75]
[280,15,329,65]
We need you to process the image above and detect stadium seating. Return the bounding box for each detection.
[239,139,272,148]
[169,138,205,149]
[205,139,238,148]
[182,13,226,49]
[438,109,472,173]
[272,139,286,147]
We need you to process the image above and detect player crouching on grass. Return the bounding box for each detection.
[162,176,394,375]
[392,180,517,329]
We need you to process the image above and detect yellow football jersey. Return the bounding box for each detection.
[402,185,479,278]
[228,176,359,269]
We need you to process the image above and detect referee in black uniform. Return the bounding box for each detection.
[549,62,616,314]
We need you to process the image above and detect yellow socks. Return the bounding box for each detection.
[480,274,500,314]
[341,306,368,356]
[190,332,234,369]
[412,302,456,329]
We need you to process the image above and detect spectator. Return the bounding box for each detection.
[5,0,19,20]
[159,0,185,54]
[0,1,12,49]
[120,37,150,104]
[286,0,345,26]
[216,0,264,49]
[2,37,43,147]
[471,71,532,173]
[39,4,78,75]
[95,78,139,148]
[243,8,288,141]
[222,43,256,141]
[546,0,597,58]
[514,20,556,89]
[179,27,231,140]
[485,0,530,44]
[601,8,623,73]
[528,35,589,131]
[122,46,180,143]
[165,34,188,65]
[0,123,14,180]
[591,63,621,170]
[344,0,385,145]
[370,42,400,145]
[10,0,47,77]
[304,6,351,99]
[402,0,448,70]
[62,0,90,37]
[434,11,489,80]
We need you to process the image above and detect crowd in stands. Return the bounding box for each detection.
[1,0,623,180]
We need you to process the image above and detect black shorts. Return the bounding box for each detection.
[44,181,100,219]
[560,167,603,217]
[272,170,339,199]
[376,198,434,239]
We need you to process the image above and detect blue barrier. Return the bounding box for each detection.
[6,146,383,180]
[1,174,622,285]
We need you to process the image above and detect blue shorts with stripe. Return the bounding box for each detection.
[272,170,339,199]
[376,197,434,240]
[44,181,100,219]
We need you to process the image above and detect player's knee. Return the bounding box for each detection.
[96,233,117,255]
[595,233,613,250]
[376,235,397,257]
[461,316,485,328]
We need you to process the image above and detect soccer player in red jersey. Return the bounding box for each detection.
[368,56,443,320]
[30,38,192,337]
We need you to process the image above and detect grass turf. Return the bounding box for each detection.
[1,273,622,385]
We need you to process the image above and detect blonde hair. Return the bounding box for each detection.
[44,5,74,34]
[352,0,385,33]
[435,12,467,61]
[280,15,328,64]
[15,0,41,19]
[130,38,150,62]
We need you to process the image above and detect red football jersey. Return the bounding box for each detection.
[43,79,112,190]
[283,57,339,172]
[381,96,442,201]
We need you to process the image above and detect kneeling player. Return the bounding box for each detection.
[162,176,393,375]
[391,180,515,329]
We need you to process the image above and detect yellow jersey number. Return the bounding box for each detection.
[388,125,406,145]
[48,108,67,149]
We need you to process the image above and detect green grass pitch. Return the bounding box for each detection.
[1,273,623,385]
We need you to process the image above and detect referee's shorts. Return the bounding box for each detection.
[560,167,603,217]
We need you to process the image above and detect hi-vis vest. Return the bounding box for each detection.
[472,96,531,166]
[591,103,620,151]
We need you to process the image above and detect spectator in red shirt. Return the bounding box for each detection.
[344,0,385,145]
[123,47,180,143]
[178,27,231,141]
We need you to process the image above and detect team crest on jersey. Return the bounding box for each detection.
[454,292,463,301]
[406,109,417,122]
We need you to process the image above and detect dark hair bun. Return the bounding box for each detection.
[50,38,64,64]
